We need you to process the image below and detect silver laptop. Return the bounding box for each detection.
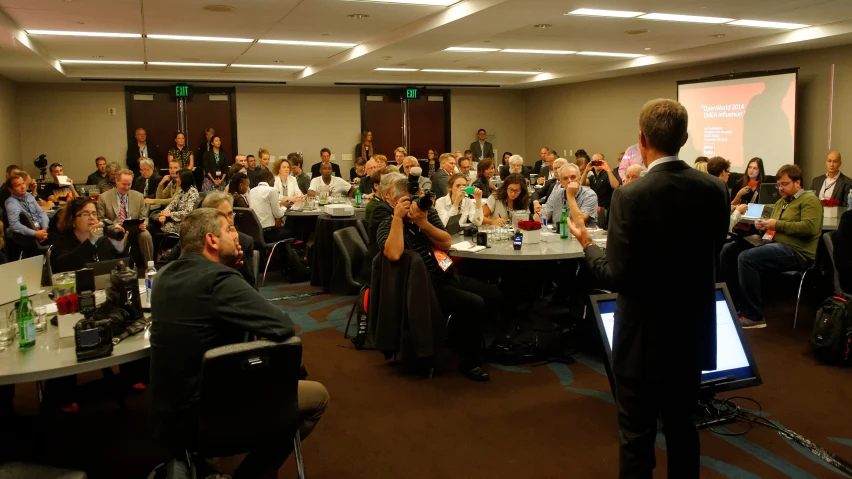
[741,204,773,222]
[0,255,45,306]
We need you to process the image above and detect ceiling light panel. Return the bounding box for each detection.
[501,49,576,55]
[486,71,541,75]
[577,51,644,58]
[727,19,809,29]
[27,30,141,38]
[147,62,227,67]
[567,8,644,18]
[421,69,482,73]
[229,64,305,69]
[147,34,253,43]
[258,39,356,47]
[343,0,457,5]
[444,47,499,52]
[375,67,420,71]
[60,60,144,65]
[639,13,733,24]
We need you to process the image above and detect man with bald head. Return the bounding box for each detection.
[126,127,161,177]
[533,146,549,176]
[622,164,645,185]
[402,156,432,192]
[360,159,381,197]
[811,151,851,206]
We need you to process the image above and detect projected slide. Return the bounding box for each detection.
[678,71,796,174]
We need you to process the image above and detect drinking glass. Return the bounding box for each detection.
[0,310,16,348]
[34,306,47,332]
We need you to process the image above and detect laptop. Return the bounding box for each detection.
[589,284,762,395]
[759,183,781,205]
[0,256,45,305]
[741,203,773,222]
[445,214,463,235]
[86,257,131,290]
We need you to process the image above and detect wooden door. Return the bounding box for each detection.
[361,91,403,160]
[186,89,238,167]
[125,91,179,169]
[408,92,449,159]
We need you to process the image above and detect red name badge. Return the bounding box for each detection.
[433,248,453,271]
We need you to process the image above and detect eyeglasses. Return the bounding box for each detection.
[507,187,522,194]
[76,211,98,218]
[776,181,793,189]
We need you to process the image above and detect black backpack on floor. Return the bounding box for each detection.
[285,240,311,283]
[810,294,852,366]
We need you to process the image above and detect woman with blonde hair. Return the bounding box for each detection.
[272,157,303,201]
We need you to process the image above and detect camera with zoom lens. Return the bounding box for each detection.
[407,166,433,212]
[74,290,114,361]
[104,224,124,241]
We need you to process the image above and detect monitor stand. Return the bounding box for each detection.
[695,375,738,430]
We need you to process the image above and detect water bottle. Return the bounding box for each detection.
[847,190,852,208]
[355,184,362,207]
[145,261,157,307]
[17,286,35,349]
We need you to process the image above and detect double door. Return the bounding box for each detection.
[360,89,450,160]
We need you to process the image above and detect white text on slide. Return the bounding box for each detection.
[701,103,746,118]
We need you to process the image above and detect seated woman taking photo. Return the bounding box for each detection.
[482,173,530,226]
[435,173,484,227]
[50,197,128,273]
[159,169,199,235]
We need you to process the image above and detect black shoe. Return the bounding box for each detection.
[461,365,490,382]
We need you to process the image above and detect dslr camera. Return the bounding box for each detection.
[407,166,433,212]
[104,224,125,241]
[74,291,114,361]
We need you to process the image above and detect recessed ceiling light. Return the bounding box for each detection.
[395,64,409,67]
[27,30,142,38]
[483,40,491,43]
[422,69,482,73]
[486,71,541,75]
[60,60,144,65]
[258,39,356,47]
[91,55,104,58]
[709,33,726,38]
[147,34,253,43]
[230,64,304,69]
[533,24,552,28]
[639,13,733,24]
[567,8,644,18]
[501,49,576,55]
[202,5,236,12]
[577,51,644,58]
[348,14,369,19]
[644,47,651,50]
[375,67,419,72]
[727,19,809,29]
[148,61,227,67]
[624,29,649,35]
[444,47,499,52]
[321,33,330,37]
[342,0,456,5]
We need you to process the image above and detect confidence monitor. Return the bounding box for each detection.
[590,284,762,394]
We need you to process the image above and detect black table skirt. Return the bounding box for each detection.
[310,214,360,292]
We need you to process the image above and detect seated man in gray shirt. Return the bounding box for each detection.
[534,163,598,228]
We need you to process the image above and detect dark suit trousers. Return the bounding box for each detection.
[433,274,500,366]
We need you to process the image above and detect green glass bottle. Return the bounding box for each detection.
[560,206,569,239]
[18,285,35,349]
[354,184,362,207]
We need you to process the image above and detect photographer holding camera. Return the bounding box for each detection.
[376,177,501,382]
[51,197,128,273]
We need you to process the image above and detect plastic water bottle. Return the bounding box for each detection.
[847,190,852,208]
[145,261,157,307]
[355,184,362,207]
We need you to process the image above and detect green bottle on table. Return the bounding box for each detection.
[560,205,569,239]
[355,184,362,207]
[18,285,35,349]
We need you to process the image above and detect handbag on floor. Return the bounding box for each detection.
[810,294,852,366]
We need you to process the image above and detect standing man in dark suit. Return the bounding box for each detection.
[567,99,730,478]
[469,129,494,162]
[811,151,851,206]
[310,148,342,179]
[126,128,160,178]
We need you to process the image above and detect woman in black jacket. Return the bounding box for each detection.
[202,135,230,192]
[51,197,127,274]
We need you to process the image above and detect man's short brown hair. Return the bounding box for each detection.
[706,157,731,178]
[776,164,803,184]
[639,99,688,156]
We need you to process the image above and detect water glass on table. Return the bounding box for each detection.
[0,310,17,348]
[34,305,47,332]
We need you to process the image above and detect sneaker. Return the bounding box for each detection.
[60,403,79,413]
[738,316,766,329]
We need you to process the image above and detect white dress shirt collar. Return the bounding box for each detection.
[647,156,680,172]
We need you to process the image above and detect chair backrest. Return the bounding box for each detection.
[233,207,266,249]
[823,232,845,295]
[252,249,260,291]
[332,227,368,291]
[356,218,368,245]
[194,191,209,209]
[43,245,53,286]
[197,337,302,458]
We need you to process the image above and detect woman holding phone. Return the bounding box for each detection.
[732,157,765,205]
[435,173,484,227]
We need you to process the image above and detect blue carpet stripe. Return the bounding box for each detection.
[715,429,818,479]
[830,438,852,448]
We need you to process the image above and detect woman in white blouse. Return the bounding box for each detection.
[272,157,303,201]
[435,173,484,227]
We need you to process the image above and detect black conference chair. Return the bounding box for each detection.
[233,207,293,287]
[251,249,260,291]
[193,191,208,210]
[0,462,87,479]
[823,232,846,296]
[42,245,53,287]
[12,212,49,260]
[356,218,368,245]
[782,260,820,329]
[332,227,368,337]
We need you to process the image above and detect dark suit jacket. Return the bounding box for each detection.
[126,143,161,175]
[149,252,293,450]
[469,141,494,161]
[87,171,107,186]
[811,172,852,205]
[533,160,543,176]
[133,173,163,199]
[583,159,729,378]
[532,178,559,203]
[310,162,342,179]
[430,168,450,199]
[202,150,231,180]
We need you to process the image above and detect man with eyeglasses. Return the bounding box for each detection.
[5,173,52,255]
[534,163,598,228]
[96,169,154,266]
[126,128,160,177]
[720,164,823,329]
[41,163,79,203]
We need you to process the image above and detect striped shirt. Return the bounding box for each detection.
[376,207,451,281]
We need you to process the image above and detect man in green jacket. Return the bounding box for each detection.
[720,164,823,329]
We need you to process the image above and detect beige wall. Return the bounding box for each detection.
[450,88,526,164]
[0,76,21,174]
[16,83,126,181]
[526,43,852,181]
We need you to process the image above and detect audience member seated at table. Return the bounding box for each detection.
[252,170,293,242]
[497,152,511,177]
[617,143,644,181]
[41,163,79,203]
[96,169,154,265]
[392,147,406,167]
[310,148,342,179]
[150,208,328,474]
[535,163,599,228]
[0,165,20,204]
[228,173,251,208]
[582,152,620,209]
[622,164,645,185]
[168,131,194,171]
[377,177,500,381]
[273,157,303,201]
[482,173,529,227]
[458,157,475,184]
[13,170,54,211]
[5,173,51,255]
[159,169,199,235]
[202,135,229,192]
[812,151,851,206]
[360,159,380,197]
[87,157,108,186]
[533,147,548,176]
[50,197,127,273]
[234,154,247,168]
[693,156,709,173]
[707,157,749,231]
[435,173,484,227]
[532,158,567,206]
[732,157,766,205]
[402,156,432,191]
[834,209,852,293]
[575,153,591,175]
[287,154,311,195]
[223,163,246,192]
[430,153,457,199]
[145,160,181,213]
[257,148,272,173]
[246,154,259,188]
[132,159,162,200]
[536,150,558,186]
[98,162,120,193]
[350,157,366,182]
[720,164,823,329]
[364,169,400,226]
[307,163,354,198]
[499,155,530,180]
[471,158,497,198]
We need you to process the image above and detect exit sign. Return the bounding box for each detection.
[405,88,419,99]
[172,84,191,99]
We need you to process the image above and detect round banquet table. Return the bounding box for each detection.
[309,211,365,293]
[448,231,602,261]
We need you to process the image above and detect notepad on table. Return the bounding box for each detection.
[450,241,486,253]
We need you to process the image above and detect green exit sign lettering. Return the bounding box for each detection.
[175,84,190,97]
[405,88,419,99]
